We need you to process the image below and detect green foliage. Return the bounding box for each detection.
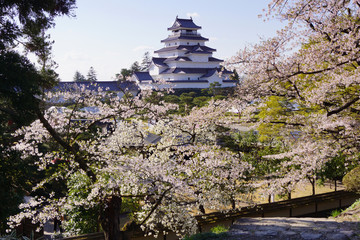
[0,0,76,51]
[0,153,40,233]
[73,71,86,82]
[230,69,240,84]
[319,154,353,182]
[140,51,152,71]
[220,131,284,176]
[86,67,97,82]
[183,232,229,240]
[210,225,229,234]
[0,231,30,240]
[343,166,360,193]
[63,172,100,235]
[63,172,140,235]
[0,51,54,234]
[330,209,342,217]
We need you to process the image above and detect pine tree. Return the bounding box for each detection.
[73,71,86,82]
[86,66,97,82]
[141,51,152,71]
[230,69,240,85]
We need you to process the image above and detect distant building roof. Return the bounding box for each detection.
[168,18,202,31]
[161,35,209,43]
[133,72,154,82]
[144,132,162,145]
[200,69,218,78]
[208,57,224,62]
[55,81,139,92]
[154,45,214,54]
[160,67,233,76]
[164,56,192,62]
[152,57,168,67]
[160,68,213,74]
[200,68,233,78]
[167,80,208,83]
[192,45,216,52]
[223,80,238,83]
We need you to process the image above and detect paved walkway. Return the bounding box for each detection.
[228,217,360,240]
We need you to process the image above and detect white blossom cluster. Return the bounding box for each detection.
[227,0,360,195]
[8,84,253,237]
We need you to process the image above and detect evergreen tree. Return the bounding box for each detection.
[73,71,86,82]
[130,61,141,72]
[230,69,240,85]
[86,66,97,82]
[141,51,152,71]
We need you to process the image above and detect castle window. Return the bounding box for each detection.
[187,42,189,45]
[188,77,190,80]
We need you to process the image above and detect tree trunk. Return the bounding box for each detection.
[312,178,316,195]
[101,196,127,240]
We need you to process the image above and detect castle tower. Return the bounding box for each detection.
[132,17,236,89]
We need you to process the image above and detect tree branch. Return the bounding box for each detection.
[140,187,172,226]
[327,97,360,116]
[35,106,97,182]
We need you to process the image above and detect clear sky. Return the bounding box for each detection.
[46,0,284,81]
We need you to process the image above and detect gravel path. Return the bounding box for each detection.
[228,217,360,240]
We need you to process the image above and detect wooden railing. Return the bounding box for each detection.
[61,190,359,240]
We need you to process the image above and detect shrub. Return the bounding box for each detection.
[330,209,342,217]
[183,232,228,240]
[343,166,360,193]
[184,225,229,240]
[210,225,229,234]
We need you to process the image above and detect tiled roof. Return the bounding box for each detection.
[200,69,217,78]
[154,46,178,53]
[161,35,209,43]
[208,57,223,62]
[193,45,216,52]
[200,68,233,78]
[185,50,212,55]
[133,72,154,82]
[55,81,139,92]
[167,80,208,83]
[223,80,238,83]
[160,68,212,74]
[154,45,215,54]
[168,18,201,31]
[152,57,168,67]
[164,56,192,62]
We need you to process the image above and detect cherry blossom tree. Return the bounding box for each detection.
[8,85,252,239]
[227,0,360,195]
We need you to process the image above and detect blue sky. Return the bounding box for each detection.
[47,0,284,81]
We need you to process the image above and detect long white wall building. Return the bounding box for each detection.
[132,17,237,89]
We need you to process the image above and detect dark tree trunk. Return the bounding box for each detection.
[312,178,316,195]
[231,198,236,210]
[335,180,337,191]
[101,196,127,240]
[199,204,206,214]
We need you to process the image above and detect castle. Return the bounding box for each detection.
[132,17,236,89]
